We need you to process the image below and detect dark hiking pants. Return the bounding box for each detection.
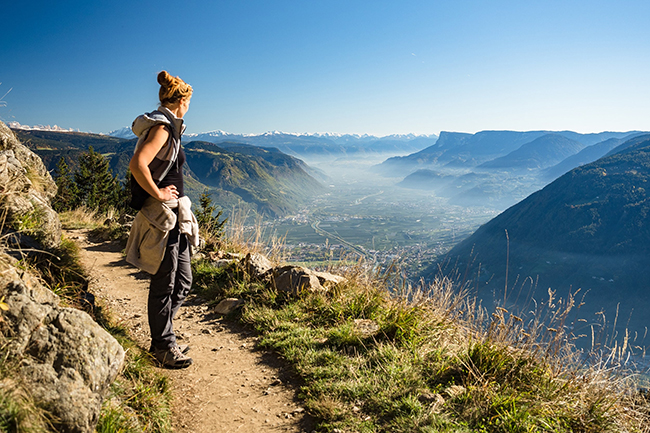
[148,226,192,350]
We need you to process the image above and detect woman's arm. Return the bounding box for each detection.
[129,124,179,201]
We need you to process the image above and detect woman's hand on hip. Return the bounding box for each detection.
[157,185,178,201]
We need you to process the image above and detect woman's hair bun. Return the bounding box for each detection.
[157,70,175,87]
[157,70,193,105]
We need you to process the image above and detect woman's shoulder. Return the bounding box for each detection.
[132,110,172,137]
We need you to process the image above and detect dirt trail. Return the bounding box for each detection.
[67,229,314,433]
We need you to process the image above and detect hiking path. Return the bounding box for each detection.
[66,229,314,433]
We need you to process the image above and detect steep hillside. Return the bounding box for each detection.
[13,129,324,217]
[543,137,625,180]
[478,134,585,171]
[427,134,650,335]
[183,141,324,216]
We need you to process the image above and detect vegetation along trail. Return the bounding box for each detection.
[67,228,314,432]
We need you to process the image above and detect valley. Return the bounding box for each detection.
[257,158,500,276]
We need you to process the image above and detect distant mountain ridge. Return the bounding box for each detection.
[426,133,650,335]
[377,130,641,175]
[541,135,642,180]
[180,130,438,159]
[477,134,585,171]
[382,130,647,210]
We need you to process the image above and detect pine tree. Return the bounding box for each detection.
[118,168,133,212]
[74,146,120,214]
[195,189,227,250]
[52,156,79,212]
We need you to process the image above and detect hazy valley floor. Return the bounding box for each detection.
[67,229,314,433]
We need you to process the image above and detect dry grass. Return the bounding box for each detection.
[221,206,287,263]
[58,206,105,229]
[0,338,52,432]
[191,215,650,432]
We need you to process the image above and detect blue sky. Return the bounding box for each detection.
[1,0,649,136]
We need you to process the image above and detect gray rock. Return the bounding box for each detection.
[271,266,325,295]
[214,298,245,315]
[243,252,274,278]
[0,122,61,249]
[311,269,347,287]
[1,251,125,433]
[270,265,347,295]
[353,319,380,337]
[212,259,236,269]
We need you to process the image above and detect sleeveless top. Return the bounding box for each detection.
[157,146,185,197]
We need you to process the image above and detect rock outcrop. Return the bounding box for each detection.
[1,252,125,432]
[213,251,348,295]
[0,121,125,432]
[0,121,61,248]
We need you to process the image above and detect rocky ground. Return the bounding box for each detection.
[67,229,315,432]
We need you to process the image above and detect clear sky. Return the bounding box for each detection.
[1,0,649,136]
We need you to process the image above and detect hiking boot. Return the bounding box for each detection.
[153,345,193,369]
[149,343,190,355]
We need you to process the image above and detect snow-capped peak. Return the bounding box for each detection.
[107,126,136,139]
[8,121,78,133]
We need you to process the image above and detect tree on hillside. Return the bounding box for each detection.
[116,167,132,211]
[52,156,79,212]
[74,146,121,214]
[195,189,227,250]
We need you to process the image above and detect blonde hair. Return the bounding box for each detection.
[157,70,193,106]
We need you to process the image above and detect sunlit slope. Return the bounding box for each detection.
[183,141,324,216]
[427,134,650,333]
[13,129,324,217]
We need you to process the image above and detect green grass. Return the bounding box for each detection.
[96,323,172,433]
[191,257,650,432]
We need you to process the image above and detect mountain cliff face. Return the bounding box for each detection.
[427,134,650,335]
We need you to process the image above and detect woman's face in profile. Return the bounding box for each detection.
[179,95,192,118]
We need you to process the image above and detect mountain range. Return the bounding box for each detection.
[383,130,646,210]
[425,133,650,338]
[12,129,323,217]
[378,130,642,173]
[105,128,438,160]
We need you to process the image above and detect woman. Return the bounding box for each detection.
[128,70,195,368]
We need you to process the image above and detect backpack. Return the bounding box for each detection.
[129,174,151,210]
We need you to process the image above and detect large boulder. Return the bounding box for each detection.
[271,265,347,295]
[0,251,125,433]
[0,121,60,248]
